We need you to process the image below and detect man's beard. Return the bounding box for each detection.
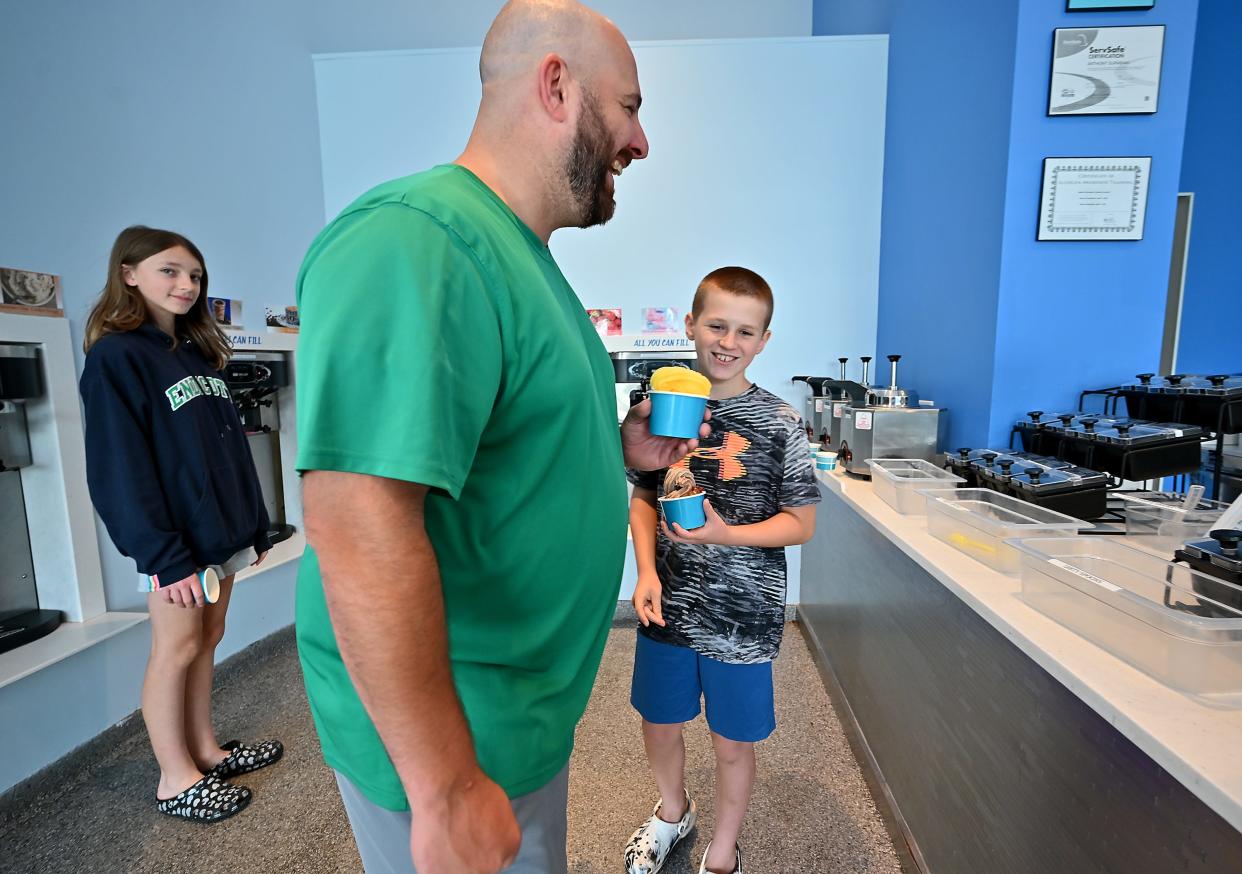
[565,91,617,229]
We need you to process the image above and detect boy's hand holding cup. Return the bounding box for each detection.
[662,498,733,545]
[658,467,708,533]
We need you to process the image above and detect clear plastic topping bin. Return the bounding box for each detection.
[1010,537,1242,703]
[1116,491,1232,553]
[920,489,1086,574]
[866,459,964,515]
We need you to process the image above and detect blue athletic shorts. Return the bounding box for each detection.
[630,632,776,743]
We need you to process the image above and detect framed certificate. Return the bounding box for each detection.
[1048,25,1164,115]
[1037,157,1151,241]
[1067,0,1155,10]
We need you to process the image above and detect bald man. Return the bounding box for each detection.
[293,3,706,872]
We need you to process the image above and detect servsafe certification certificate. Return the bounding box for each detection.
[1038,157,1151,241]
[1049,26,1164,116]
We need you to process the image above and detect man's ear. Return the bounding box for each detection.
[537,53,571,122]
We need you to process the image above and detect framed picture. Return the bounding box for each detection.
[1037,157,1151,241]
[642,307,680,334]
[1048,25,1164,115]
[586,308,623,337]
[265,305,299,333]
[1067,0,1154,10]
[0,267,64,317]
[207,297,244,330]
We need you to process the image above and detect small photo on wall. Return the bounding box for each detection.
[587,308,623,337]
[266,305,300,333]
[642,307,680,334]
[208,297,244,330]
[0,267,64,317]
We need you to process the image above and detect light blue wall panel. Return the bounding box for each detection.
[314,36,889,410]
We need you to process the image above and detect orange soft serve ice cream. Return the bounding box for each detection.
[650,366,710,396]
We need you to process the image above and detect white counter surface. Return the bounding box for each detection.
[816,469,1242,834]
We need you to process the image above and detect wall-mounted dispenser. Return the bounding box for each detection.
[0,344,61,653]
[223,351,295,545]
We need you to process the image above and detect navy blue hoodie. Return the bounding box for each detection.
[80,323,272,585]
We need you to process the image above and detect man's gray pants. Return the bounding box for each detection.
[334,765,570,874]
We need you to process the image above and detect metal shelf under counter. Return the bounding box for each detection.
[799,469,1242,873]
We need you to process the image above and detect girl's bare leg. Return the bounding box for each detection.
[185,574,236,770]
[144,592,208,799]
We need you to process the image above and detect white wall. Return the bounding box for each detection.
[317,37,886,400]
[0,0,814,794]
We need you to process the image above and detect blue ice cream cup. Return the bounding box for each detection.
[659,492,707,531]
[648,391,710,439]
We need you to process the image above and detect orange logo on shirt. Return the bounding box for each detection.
[673,431,751,481]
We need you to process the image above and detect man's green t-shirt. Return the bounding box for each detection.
[293,165,629,809]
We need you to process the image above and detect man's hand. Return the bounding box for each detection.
[632,573,665,627]
[621,397,711,470]
[158,572,205,607]
[662,499,733,546]
[410,769,521,874]
[252,550,269,567]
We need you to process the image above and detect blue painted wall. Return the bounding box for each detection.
[817,0,1203,448]
[812,0,893,36]
[815,1,1019,448]
[1176,0,1240,376]
[988,1,1200,444]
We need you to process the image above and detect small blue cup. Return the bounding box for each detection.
[659,493,707,531]
[649,391,709,439]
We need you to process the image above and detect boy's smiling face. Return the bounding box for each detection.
[685,286,771,397]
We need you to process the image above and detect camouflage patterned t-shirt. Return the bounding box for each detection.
[628,384,820,664]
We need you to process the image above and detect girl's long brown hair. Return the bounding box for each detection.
[83,226,233,371]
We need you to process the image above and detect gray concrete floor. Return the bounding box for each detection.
[0,622,902,873]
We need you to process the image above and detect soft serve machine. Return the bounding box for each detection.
[222,351,296,545]
[0,344,60,653]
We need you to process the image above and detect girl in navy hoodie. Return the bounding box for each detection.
[80,226,283,822]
